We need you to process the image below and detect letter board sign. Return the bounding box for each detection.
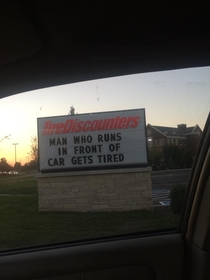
[37,109,148,172]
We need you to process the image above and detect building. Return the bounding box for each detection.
[147,123,202,158]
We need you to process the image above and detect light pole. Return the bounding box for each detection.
[12,143,18,165]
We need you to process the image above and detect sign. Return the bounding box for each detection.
[37,109,148,172]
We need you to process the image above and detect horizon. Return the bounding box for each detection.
[0,66,210,166]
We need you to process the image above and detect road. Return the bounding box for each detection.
[151,169,191,206]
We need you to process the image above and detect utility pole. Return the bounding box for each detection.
[12,143,18,165]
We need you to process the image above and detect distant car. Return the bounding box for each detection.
[8,171,18,175]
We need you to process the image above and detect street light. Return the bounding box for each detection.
[0,134,10,142]
[12,143,18,164]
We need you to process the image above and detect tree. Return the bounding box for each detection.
[68,106,76,115]
[28,160,38,171]
[0,158,12,173]
[148,147,162,167]
[162,146,183,169]
[30,136,38,164]
[23,160,37,173]
[14,162,22,172]
[181,149,193,168]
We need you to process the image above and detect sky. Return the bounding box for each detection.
[0,66,210,166]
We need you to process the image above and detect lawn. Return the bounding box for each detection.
[0,175,180,251]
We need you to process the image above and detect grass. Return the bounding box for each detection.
[0,174,37,195]
[0,174,180,251]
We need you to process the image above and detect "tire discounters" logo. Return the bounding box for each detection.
[42,115,140,135]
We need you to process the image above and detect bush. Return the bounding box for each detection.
[170,184,187,214]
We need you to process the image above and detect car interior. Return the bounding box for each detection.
[0,1,210,279]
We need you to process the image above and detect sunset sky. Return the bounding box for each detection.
[0,66,210,166]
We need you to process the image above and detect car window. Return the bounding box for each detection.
[0,66,210,251]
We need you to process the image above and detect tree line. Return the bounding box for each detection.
[148,145,194,171]
[0,158,38,174]
[0,136,38,174]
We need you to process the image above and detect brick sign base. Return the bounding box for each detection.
[37,168,153,212]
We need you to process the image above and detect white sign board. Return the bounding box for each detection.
[37,109,148,172]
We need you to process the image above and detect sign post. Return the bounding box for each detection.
[37,109,152,212]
